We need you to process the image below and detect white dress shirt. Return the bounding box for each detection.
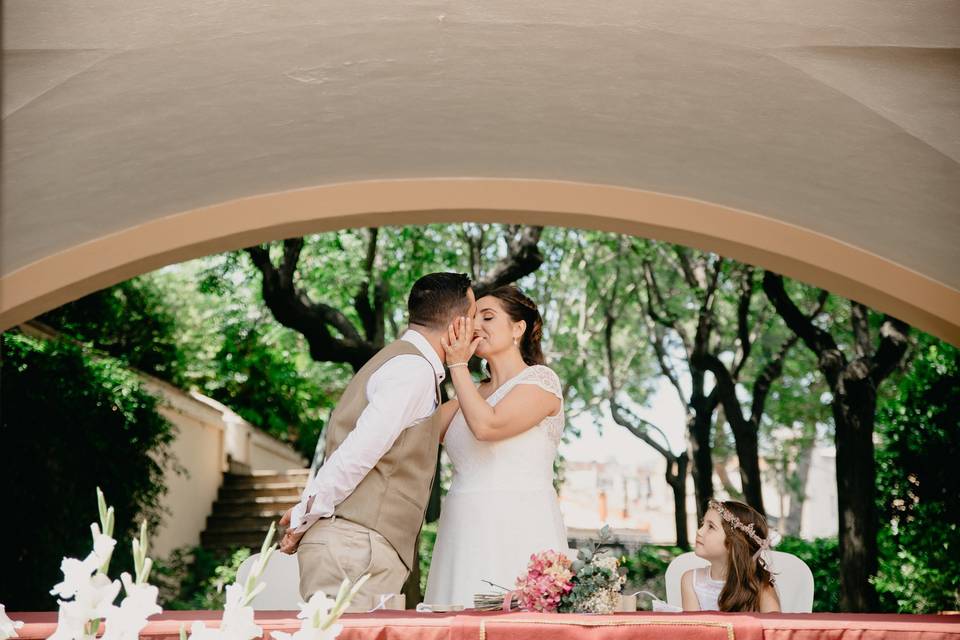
[289,330,444,533]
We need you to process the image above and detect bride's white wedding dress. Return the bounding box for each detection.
[424,365,569,608]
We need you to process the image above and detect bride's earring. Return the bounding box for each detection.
[513,336,519,346]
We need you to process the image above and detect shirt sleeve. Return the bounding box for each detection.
[289,354,438,532]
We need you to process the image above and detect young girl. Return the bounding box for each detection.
[681,499,782,612]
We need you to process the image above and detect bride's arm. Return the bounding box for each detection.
[451,369,560,441]
[442,315,561,441]
[436,398,461,443]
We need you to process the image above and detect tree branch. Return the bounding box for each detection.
[871,315,911,385]
[693,351,750,437]
[642,260,693,356]
[353,228,387,346]
[851,302,872,360]
[750,289,825,421]
[246,241,376,370]
[473,225,544,295]
[731,267,755,378]
[762,271,845,384]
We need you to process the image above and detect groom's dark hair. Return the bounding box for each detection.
[408,272,473,329]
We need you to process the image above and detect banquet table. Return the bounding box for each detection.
[11,609,960,639]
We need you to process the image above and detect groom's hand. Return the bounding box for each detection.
[279,529,305,555]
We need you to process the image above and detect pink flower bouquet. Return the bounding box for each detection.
[513,550,575,612]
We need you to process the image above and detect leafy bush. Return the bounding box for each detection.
[0,332,175,610]
[154,546,251,610]
[621,545,685,604]
[39,278,188,385]
[775,536,841,612]
[418,522,438,595]
[874,334,960,613]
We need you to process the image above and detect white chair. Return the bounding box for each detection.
[664,550,814,612]
[235,551,302,610]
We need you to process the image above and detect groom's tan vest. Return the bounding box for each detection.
[326,339,443,570]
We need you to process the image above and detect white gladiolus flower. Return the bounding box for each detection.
[184,621,228,640]
[100,573,162,640]
[90,524,117,567]
[48,599,93,640]
[220,582,263,639]
[183,584,261,640]
[298,591,336,624]
[50,555,101,601]
[49,571,122,640]
[0,604,24,639]
[272,591,343,640]
[270,576,369,640]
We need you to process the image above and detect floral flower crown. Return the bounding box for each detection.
[708,499,781,579]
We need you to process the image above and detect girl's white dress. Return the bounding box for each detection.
[693,566,725,610]
[424,365,569,607]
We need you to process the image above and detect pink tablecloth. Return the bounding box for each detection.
[10,610,960,639]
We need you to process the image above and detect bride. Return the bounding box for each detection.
[424,285,569,608]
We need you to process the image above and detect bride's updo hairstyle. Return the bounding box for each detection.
[484,285,546,366]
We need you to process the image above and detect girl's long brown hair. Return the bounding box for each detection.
[716,500,775,612]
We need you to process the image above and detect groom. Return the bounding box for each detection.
[278,272,475,606]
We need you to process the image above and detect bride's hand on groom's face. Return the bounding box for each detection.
[441,316,481,365]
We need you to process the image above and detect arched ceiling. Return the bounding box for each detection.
[3,1,959,339]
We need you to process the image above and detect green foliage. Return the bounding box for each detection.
[775,536,841,612]
[874,333,960,613]
[154,546,251,609]
[418,522,438,595]
[39,277,188,384]
[621,545,685,601]
[201,320,332,459]
[0,332,175,610]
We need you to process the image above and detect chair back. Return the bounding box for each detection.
[664,550,814,612]
[235,551,302,610]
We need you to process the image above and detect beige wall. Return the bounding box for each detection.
[141,378,307,559]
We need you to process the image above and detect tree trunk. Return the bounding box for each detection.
[834,381,880,612]
[761,272,909,613]
[785,443,813,536]
[688,403,714,520]
[668,453,691,549]
[730,422,764,514]
[426,453,443,523]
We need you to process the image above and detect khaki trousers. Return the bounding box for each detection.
[297,517,409,611]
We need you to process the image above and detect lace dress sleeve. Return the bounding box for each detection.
[515,365,565,443]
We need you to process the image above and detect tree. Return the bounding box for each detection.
[0,332,175,610]
[245,226,545,372]
[566,236,692,548]
[38,277,187,384]
[874,332,960,612]
[763,272,910,611]
[632,242,723,518]
[760,350,830,536]
[691,269,828,515]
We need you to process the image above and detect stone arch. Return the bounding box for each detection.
[2,178,957,344]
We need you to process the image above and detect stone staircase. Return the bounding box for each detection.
[200,469,310,553]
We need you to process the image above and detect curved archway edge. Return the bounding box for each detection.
[3,178,958,345]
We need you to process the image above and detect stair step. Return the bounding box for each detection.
[218,484,305,499]
[200,470,310,554]
[224,470,310,487]
[214,494,302,506]
[201,530,276,549]
[212,504,296,518]
[206,515,281,532]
